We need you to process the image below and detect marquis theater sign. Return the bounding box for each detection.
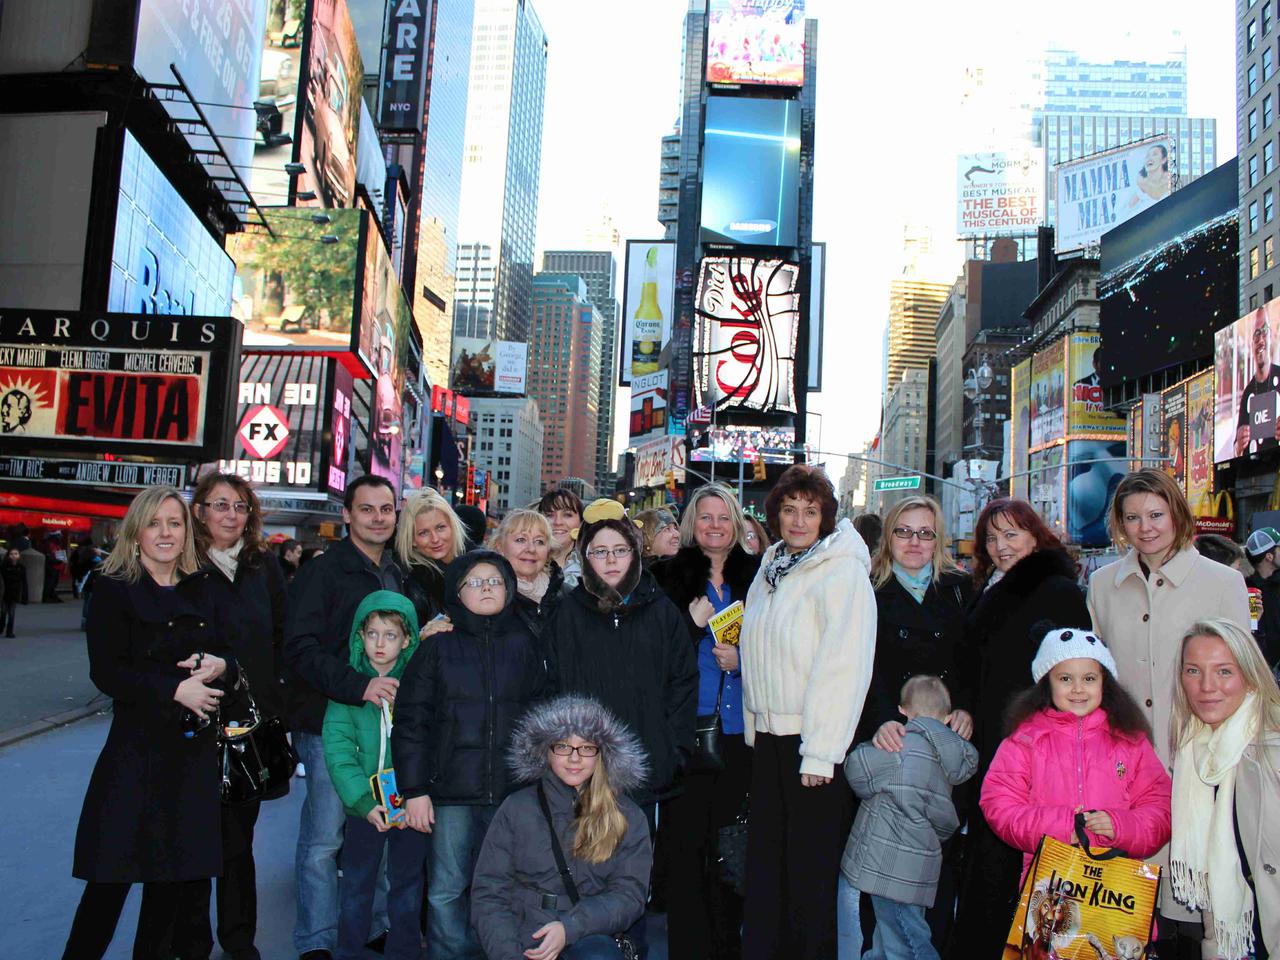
[0,308,241,461]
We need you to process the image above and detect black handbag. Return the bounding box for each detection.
[716,795,749,896]
[536,783,640,960]
[690,672,727,773]
[218,675,295,805]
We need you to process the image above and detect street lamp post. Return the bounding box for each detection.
[434,465,444,492]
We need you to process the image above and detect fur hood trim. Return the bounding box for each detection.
[986,547,1077,598]
[651,544,760,607]
[507,695,649,794]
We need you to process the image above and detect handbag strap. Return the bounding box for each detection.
[1073,811,1127,861]
[537,781,580,905]
[714,669,726,713]
[378,701,392,773]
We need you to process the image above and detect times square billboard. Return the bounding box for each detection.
[701,97,801,247]
[706,0,805,87]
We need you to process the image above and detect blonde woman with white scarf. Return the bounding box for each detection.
[1170,618,1280,959]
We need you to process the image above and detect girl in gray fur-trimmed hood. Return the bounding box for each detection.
[471,696,654,960]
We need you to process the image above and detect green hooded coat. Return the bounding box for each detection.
[322,590,421,818]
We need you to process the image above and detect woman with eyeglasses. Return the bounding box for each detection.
[649,483,760,960]
[950,497,1090,958]
[185,472,290,960]
[547,499,699,818]
[64,485,239,960]
[852,495,971,954]
[393,549,551,958]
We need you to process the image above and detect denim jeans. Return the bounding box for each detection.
[562,933,625,959]
[337,816,428,960]
[293,731,389,953]
[865,895,937,960]
[838,873,863,960]
[429,804,499,959]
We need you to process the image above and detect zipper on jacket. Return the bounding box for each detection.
[612,611,619,629]
[484,619,496,806]
[1075,716,1085,811]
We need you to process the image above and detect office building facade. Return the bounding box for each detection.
[1239,0,1280,312]
[453,0,547,344]
[542,249,619,493]
[885,278,950,392]
[470,396,544,512]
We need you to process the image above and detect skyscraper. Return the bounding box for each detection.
[414,0,475,387]
[453,0,547,344]
[1239,2,1280,312]
[527,274,603,493]
[542,249,618,492]
[469,396,544,512]
[885,278,950,392]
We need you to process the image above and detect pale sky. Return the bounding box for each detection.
[529,0,1238,473]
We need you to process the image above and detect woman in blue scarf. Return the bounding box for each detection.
[851,495,973,955]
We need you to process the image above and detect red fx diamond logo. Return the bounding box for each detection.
[238,405,290,459]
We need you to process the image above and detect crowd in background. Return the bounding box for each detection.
[53,464,1280,960]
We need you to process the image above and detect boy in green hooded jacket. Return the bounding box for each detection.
[322,589,422,960]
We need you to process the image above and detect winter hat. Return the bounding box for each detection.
[1031,627,1119,684]
[1245,526,1280,560]
[507,695,650,794]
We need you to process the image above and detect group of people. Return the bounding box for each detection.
[61,464,1280,960]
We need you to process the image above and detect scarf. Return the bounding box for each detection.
[983,567,1006,591]
[1170,692,1258,960]
[517,570,551,604]
[893,562,932,603]
[207,539,243,582]
[763,542,816,590]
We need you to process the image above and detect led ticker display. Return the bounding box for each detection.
[701,97,800,247]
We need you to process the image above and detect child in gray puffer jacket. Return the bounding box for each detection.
[471,695,653,960]
[839,675,979,960]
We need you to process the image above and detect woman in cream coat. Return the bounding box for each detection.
[1088,470,1250,947]
[1170,618,1280,959]
[739,465,877,960]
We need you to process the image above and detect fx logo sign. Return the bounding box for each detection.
[238,405,290,459]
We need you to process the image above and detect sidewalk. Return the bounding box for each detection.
[0,591,105,746]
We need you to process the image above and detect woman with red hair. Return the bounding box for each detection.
[950,497,1091,957]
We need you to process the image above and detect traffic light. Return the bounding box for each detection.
[752,456,766,482]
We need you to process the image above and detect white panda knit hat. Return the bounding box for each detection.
[1031,627,1119,684]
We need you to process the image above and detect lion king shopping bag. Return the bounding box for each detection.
[1003,819,1161,960]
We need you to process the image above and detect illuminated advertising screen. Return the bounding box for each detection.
[1161,382,1187,492]
[706,0,805,87]
[956,149,1043,238]
[619,241,675,386]
[1029,340,1066,449]
[808,241,825,391]
[360,223,412,495]
[701,97,800,247]
[629,370,668,440]
[1009,358,1031,499]
[134,0,266,186]
[1214,297,1280,463]
[1029,445,1065,536]
[227,207,366,364]
[693,256,800,414]
[451,338,528,395]
[296,0,363,207]
[690,424,796,463]
[216,353,340,491]
[1055,136,1174,254]
[249,0,307,205]
[1066,332,1125,437]
[108,132,235,317]
[1185,370,1214,515]
[1067,439,1127,546]
[379,0,431,130]
[1098,160,1238,388]
[0,308,240,461]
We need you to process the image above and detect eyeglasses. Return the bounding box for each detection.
[362,629,403,644]
[550,742,600,757]
[891,526,937,542]
[586,546,634,561]
[461,576,504,590]
[203,500,250,515]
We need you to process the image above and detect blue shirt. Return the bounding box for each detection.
[697,580,744,734]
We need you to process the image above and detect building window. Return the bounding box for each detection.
[1251,154,1261,187]
[1267,48,1276,82]
[1268,1,1274,33]
[1268,93,1276,128]
[1268,140,1276,175]
[1267,283,1275,301]
[1252,293,1261,310]
[1250,18,1259,52]
[1250,63,1259,97]
[1252,109,1260,143]
[1268,188,1276,222]
[1268,236,1276,271]
[1251,246,1261,279]
[1252,200,1261,234]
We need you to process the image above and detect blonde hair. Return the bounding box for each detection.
[100,486,199,583]
[1171,618,1280,754]
[870,495,963,588]
[1107,469,1196,557]
[635,508,678,555]
[395,490,466,570]
[679,483,748,551]
[900,675,951,720]
[572,753,630,864]
[491,509,553,564]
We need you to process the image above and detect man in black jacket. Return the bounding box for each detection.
[286,475,404,960]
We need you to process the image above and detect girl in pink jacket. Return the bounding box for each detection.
[980,626,1172,883]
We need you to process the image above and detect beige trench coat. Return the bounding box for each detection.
[1087,546,1251,924]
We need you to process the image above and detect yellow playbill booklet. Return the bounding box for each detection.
[709,601,744,646]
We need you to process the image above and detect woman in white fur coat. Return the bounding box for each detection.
[739,464,878,960]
